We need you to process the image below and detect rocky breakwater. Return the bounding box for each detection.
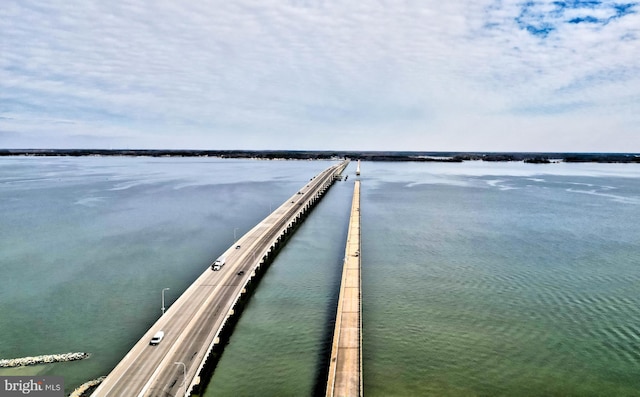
[0,352,89,368]
[69,376,106,397]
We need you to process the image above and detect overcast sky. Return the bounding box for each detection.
[1,1,639,151]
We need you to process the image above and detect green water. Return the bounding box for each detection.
[1,158,639,396]
[0,156,333,393]
[360,162,640,396]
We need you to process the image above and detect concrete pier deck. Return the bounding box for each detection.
[91,160,348,397]
[326,180,362,397]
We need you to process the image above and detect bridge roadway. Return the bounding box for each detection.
[92,160,349,397]
[326,180,362,397]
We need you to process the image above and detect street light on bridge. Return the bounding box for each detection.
[161,288,170,316]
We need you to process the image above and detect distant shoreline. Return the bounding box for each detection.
[1,149,639,163]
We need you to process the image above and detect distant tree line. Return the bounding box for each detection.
[0,149,638,163]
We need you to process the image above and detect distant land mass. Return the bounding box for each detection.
[1,149,639,163]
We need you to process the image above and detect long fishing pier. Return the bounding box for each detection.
[92,160,348,397]
[326,180,362,397]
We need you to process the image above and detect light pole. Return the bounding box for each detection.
[175,361,186,397]
[161,288,170,316]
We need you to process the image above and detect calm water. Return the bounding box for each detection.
[359,162,640,396]
[1,157,639,396]
[0,156,333,393]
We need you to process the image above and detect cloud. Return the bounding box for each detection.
[0,0,639,151]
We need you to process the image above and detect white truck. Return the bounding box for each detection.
[211,256,226,271]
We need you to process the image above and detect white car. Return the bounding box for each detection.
[150,331,164,345]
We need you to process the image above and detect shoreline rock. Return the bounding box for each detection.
[69,376,105,397]
[0,352,89,368]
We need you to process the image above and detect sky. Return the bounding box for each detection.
[1,1,639,152]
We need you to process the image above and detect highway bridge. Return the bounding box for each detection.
[92,160,349,397]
